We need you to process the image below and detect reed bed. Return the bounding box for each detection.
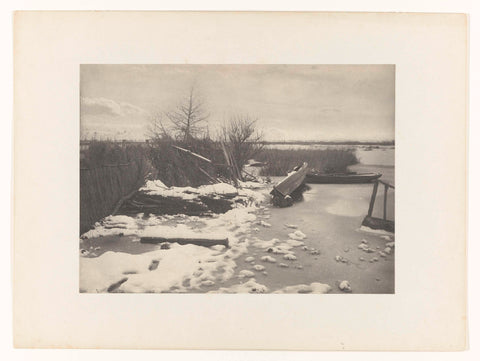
[80,141,152,234]
[256,148,358,176]
[80,140,359,233]
[146,138,229,187]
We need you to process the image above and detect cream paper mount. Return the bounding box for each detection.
[13,11,467,350]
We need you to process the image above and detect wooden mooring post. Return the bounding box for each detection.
[383,183,389,220]
[367,180,379,217]
[362,179,395,232]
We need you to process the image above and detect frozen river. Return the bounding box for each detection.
[218,147,395,293]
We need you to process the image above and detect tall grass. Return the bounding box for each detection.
[256,148,358,176]
[147,138,230,187]
[80,141,152,234]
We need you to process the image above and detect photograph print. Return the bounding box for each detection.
[79,64,395,294]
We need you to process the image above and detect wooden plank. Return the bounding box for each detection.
[228,149,243,181]
[383,184,388,220]
[172,145,212,163]
[198,166,219,184]
[367,180,379,217]
[272,162,308,197]
[378,179,395,189]
[220,141,231,166]
[242,168,257,179]
[140,237,229,248]
[361,215,395,233]
[111,187,141,216]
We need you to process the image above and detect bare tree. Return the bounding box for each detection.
[165,86,209,142]
[221,114,264,170]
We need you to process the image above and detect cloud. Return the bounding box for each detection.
[81,97,149,117]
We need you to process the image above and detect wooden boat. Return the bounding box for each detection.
[271,162,308,207]
[305,171,382,184]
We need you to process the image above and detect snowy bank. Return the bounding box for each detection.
[80,180,271,293]
[80,207,256,293]
[140,180,269,204]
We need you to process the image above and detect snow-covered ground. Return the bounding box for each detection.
[80,181,274,293]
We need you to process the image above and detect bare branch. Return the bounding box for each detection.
[221,114,264,170]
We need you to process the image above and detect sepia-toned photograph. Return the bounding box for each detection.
[79,64,395,294]
[13,9,468,350]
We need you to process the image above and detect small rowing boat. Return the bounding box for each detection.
[271,162,308,207]
[305,172,382,184]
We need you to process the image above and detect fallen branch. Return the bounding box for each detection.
[111,187,141,216]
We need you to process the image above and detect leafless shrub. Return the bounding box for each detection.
[220,114,264,170]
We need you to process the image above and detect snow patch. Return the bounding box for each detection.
[251,238,279,249]
[266,245,293,254]
[359,226,394,236]
[238,270,255,278]
[288,230,306,240]
[283,253,297,261]
[338,280,352,292]
[260,256,276,263]
[252,264,266,272]
[141,181,238,199]
[285,239,304,247]
[208,278,268,294]
[258,220,272,228]
[273,282,331,294]
[357,243,374,253]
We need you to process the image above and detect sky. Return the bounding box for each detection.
[80,64,395,142]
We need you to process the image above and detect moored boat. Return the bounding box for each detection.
[271,162,308,207]
[305,172,381,184]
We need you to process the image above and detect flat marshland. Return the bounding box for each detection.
[80,141,395,294]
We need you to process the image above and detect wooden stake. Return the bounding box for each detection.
[198,166,219,184]
[383,184,388,220]
[220,141,238,186]
[367,181,379,217]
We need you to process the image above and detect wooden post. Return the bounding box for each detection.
[220,141,238,187]
[383,184,388,220]
[197,166,219,184]
[367,180,379,217]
